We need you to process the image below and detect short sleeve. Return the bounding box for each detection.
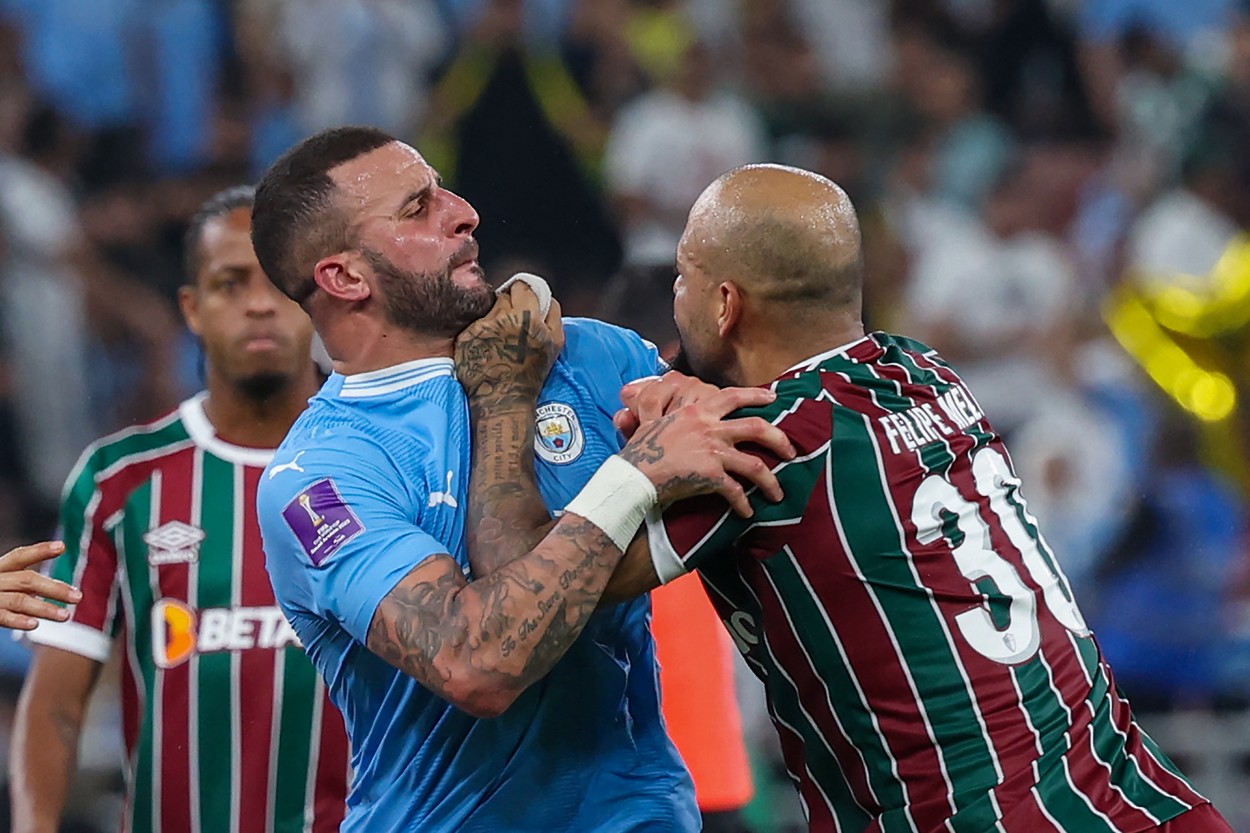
[564,318,667,392]
[648,391,832,582]
[25,447,121,661]
[258,433,449,645]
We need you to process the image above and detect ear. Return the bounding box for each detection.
[715,281,742,338]
[178,285,202,336]
[314,253,372,303]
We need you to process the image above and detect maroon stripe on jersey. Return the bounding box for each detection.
[74,461,170,632]
[748,561,881,815]
[120,643,141,833]
[312,686,350,833]
[239,466,278,833]
[155,452,196,833]
[768,709,839,833]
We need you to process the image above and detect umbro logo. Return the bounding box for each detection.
[144,521,206,566]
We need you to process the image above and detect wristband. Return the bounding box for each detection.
[562,455,657,552]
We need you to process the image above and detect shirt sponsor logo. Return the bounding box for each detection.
[535,402,584,464]
[143,521,205,566]
[151,599,301,669]
[282,478,365,566]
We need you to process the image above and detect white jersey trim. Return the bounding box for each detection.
[339,357,455,398]
[783,336,873,375]
[180,393,276,467]
[22,618,113,662]
[645,509,688,584]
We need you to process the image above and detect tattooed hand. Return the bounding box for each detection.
[619,388,797,518]
[614,371,721,439]
[455,281,564,408]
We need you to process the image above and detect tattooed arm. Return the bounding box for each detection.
[455,285,561,576]
[367,390,794,717]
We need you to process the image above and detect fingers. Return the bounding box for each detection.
[720,449,783,503]
[0,590,72,623]
[720,417,797,461]
[0,609,40,631]
[545,297,565,356]
[613,408,640,439]
[710,473,753,518]
[704,386,778,419]
[0,541,67,571]
[10,573,82,605]
[505,279,541,316]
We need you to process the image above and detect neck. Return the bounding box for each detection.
[731,313,865,387]
[202,363,322,449]
[320,313,455,376]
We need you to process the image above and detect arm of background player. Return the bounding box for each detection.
[367,395,790,717]
[10,647,104,833]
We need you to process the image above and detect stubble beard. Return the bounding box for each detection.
[365,245,495,338]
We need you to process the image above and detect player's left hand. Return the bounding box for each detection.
[0,541,82,630]
[614,371,720,439]
[455,280,564,405]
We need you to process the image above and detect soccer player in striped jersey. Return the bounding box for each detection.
[250,127,793,833]
[471,164,1235,833]
[10,187,351,833]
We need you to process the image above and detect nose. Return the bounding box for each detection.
[443,189,479,238]
[246,272,282,316]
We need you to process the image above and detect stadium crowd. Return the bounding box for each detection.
[0,0,1248,829]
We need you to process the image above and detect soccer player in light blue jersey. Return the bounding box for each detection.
[250,126,795,832]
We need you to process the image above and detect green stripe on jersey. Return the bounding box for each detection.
[764,553,909,832]
[119,477,158,833]
[197,453,237,832]
[272,647,319,833]
[829,407,1001,831]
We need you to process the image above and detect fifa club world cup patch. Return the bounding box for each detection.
[535,402,585,464]
[144,521,206,566]
[282,478,366,566]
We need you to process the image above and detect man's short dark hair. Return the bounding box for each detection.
[184,185,255,284]
[252,126,397,303]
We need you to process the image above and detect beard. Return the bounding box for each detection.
[670,340,733,388]
[234,370,293,402]
[364,243,494,337]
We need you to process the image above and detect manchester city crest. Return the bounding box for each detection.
[535,402,585,464]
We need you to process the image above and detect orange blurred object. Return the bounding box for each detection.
[651,572,754,812]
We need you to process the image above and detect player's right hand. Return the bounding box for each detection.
[454,280,564,404]
[0,541,81,631]
[619,389,797,518]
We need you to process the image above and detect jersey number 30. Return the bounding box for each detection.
[911,447,1089,665]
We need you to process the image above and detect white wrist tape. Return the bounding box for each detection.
[563,455,657,552]
[496,272,553,317]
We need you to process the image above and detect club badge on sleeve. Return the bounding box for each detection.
[535,402,585,465]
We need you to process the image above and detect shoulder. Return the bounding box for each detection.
[64,402,193,498]
[561,317,665,381]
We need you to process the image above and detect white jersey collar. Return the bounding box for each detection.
[339,357,455,398]
[783,335,873,375]
[179,392,277,467]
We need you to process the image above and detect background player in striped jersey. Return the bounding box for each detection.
[0,540,81,630]
[468,164,1235,832]
[251,126,793,832]
[10,186,352,833]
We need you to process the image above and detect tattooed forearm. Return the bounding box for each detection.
[366,517,623,715]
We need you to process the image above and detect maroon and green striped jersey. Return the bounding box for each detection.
[29,394,350,833]
[648,333,1207,833]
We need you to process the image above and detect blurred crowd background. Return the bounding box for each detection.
[1,0,1249,829]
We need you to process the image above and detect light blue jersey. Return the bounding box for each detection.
[257,319,697,833]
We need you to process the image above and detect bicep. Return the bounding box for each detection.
[365,554,470,694]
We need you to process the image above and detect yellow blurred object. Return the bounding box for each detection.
[1106,234,1250,490]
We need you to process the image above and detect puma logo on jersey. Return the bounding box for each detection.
[268,451,307,479]
[152,599,302,668]
[428,470,458,508]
